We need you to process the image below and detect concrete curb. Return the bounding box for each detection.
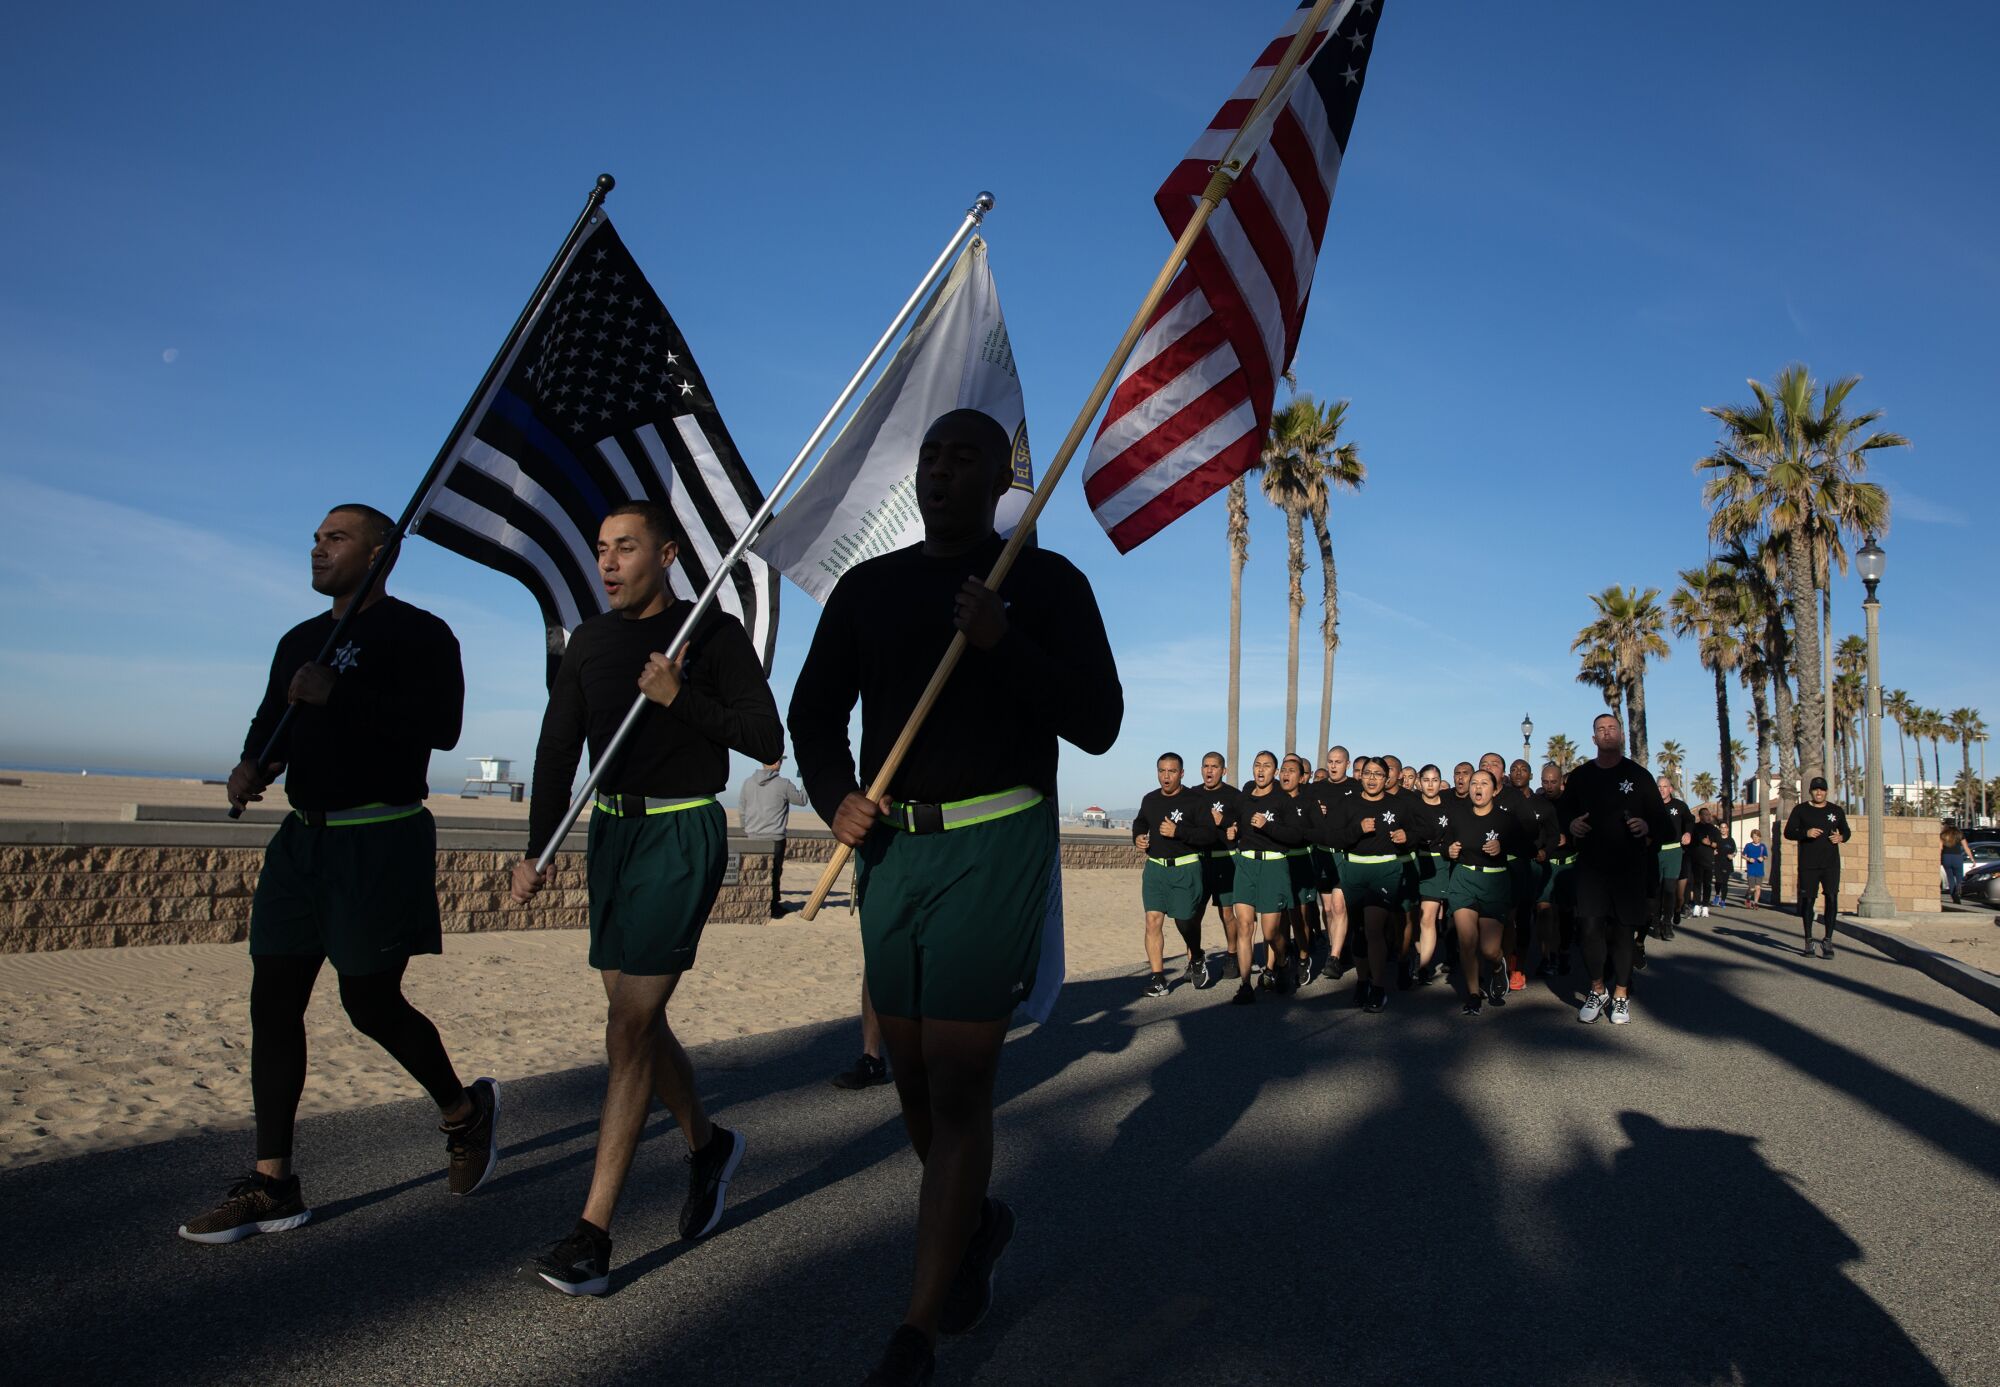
[1835,916,2000,1017]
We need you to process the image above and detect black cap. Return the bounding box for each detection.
[1808,776,1829,792]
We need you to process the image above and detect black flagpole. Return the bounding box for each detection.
[229,172,616,819]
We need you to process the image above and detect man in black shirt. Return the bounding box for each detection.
[179,505,496,1246]
[1653,776,1695,940]
[1134,753,1219,995]
[512,502,782,1297]
[1558,714,1672,1026]
[789,410,1122,1387]
[1194,752,1243,973]
[1784,777,1851,958]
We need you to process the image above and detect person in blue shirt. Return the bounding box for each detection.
[1742,829,1768,909]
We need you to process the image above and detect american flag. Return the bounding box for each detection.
[1083,0,1383,553]
[412,215,777,680]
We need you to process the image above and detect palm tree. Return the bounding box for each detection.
[1719,537,1790,869]
[1883,689,1913,813]
[1224,476,1251,776]
[1258,396,1332,754]
[1831,671,1863,802]
[1299,399,1366,762]
[1658,740,1687,786]
[1671,559,1743,836]
[1917,708,1949,815]
[1545,733,1580,772]
[1950,709,1987,818]
[1700,366,1906,795]
[1691,771,1718,804]
[1572,586,1670,765]
[1574,644,1625,726]
[1727,738,1749,801]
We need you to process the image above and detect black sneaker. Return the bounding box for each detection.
[1461,995,1484,1017]
[681,1125,746,1241]
[1144,971,1170,998]
[832,1054,891,1090]
[1634,943,1649,971]
[1802,938,1818,958]
[531,1219,611,1297]
[1823,939,1836,958]
[177,1172,310,1244]
[862,1325,935,1386]
[1297,953,1316,986]
[940,1197,1015,1334]
[1187,954,1211,989]
[1484,970,1508,1006]
[1416,962,1439,987]
[1327,957,1350,981]
[1230,981,1256,1006]
[443,1077,501,1196]
[1363,984,1387,1013]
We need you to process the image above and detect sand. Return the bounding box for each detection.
[0,868,1162,1171]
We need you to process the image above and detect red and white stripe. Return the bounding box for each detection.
[1085,0,1360,553]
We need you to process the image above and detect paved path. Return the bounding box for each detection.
[5,903,1997,1386]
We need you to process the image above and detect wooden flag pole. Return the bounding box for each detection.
[800,0,1347,918]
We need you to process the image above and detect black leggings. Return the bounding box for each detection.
[1798,865,1840,941]
[1687,854,1715,905]
[250,954,464,1160]
[1581,916,1637,990]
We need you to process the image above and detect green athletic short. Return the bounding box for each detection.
[855,797,1056,1022]
[1201,850,1237,908]
[1232,853,1293,915]
[586,800,727,976]
[1657,844,1684,884]
[1447,864,1513,919]
[1415,852,1451,902]
[1142,856,1205,918]
[250,808,442,976]
[1343,854,1411,910]
[1287,850,1319,906]
[1542,856,1576,906]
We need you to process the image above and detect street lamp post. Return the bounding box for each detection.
[1522,714,1534,764]
[1855,540,1894,919]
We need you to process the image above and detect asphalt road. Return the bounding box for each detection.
[4,903,1997,1386]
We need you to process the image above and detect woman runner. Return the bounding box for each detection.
[1335,757,1414,1013]
[1444,770,1534,1015]
[1407,764,1454,987]
[1229,752,1305,1003]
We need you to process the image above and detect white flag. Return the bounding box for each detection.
[754,237,1031,603]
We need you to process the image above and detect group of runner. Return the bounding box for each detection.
[1131,721,1737,1025]
[179,409,1116,1387]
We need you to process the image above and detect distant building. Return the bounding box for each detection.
[1080,805,1109,829]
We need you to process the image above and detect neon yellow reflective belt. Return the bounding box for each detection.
[1552,854,1577,867]
[1347,853,1401,864]
[890,785,1043,832]
[1147,853,1202,868]
[1464,864,1509,874]
[295,802,423,827]
[593,794,717,817]
[1238,850,1288,861]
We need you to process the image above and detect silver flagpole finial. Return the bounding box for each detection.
[970,191,996,220]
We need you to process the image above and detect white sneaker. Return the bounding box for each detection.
[1578,989,1609,1023]
[1608,997,1632,1025]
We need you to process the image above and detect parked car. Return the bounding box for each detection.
[1944,839,2000,896]
[1959,860,2000,908]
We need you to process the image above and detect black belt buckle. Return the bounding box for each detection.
[907,802,946,835]
[300,809,327,828]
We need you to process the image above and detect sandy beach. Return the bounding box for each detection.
[0,867,1160,1171]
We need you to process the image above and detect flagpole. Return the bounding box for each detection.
[799,0,1348,918]
[529,192,997,871]
[229,173,618,820]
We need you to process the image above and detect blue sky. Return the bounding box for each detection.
[3,1,1994,811]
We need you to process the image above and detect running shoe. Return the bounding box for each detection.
[832,1054,891,1090]
[1416,962,1440,987]
[177,1172,310,1245]
[1187,954,1211,989]
[1363,984,1387,1013]
[1230,981,1256,1006]
[1507,966,1527,992]
[1659,922,1677,942]
[862,1326,936,1386]
[1577,989,1609,1024]
[1461,995,1484,1017]
[1634,944,1649,971]
[443,1077,501,1196]
[1608,996,1632,1026]
[1483,969,1507,1006]
[1297,953,1317,987]
[940,1197,1015,1335]
[1822,939,1836,958]
[1326,957,1350,981]
[531,1219,611,1297]
[1802,939,1818,958]
[680,1125,745,1241]
[1144,971,1170,998]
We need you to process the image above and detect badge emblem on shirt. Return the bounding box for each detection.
[1382,811,1397,825]
[1826,812,1836,823]
[1437,814,1449,827]
[331,641,361,673]
[1618,780,1634,794]
[1484,830,1500,843]
[1211,801,1224,815]
[1169,809,1183,823]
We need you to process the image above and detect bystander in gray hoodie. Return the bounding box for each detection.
[740,762,807,839]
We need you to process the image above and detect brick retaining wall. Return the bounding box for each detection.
[0,821,1143,953]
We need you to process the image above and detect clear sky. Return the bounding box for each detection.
[3,1,1994,811]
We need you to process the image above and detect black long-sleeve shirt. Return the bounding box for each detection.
[1235,784,1306,854]
[1519,792,1565,859]
[529,601,782,850]
[1784,801,1852,872]
[1337,793,1414,856]
[1408,797,1456,854]
[242,597,463,811]
[1134,787,1220,857]
[788,535,1123,823]
[1445,797,1535,865]
[1557,758,1673,875]
[1661,796,1694,849]
[1199,782,1243,849]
